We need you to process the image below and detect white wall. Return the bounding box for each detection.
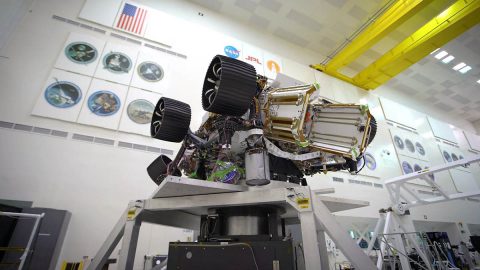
[0,0,194,269]
[0,0,479,269]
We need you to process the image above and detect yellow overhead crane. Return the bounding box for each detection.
[310,0,480,90]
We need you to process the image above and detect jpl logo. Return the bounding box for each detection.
[224,46,240,59]
[246,55,261,65]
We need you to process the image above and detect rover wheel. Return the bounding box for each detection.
[147,155,181,185]
[202,55,257,116]
[150,97,191,142]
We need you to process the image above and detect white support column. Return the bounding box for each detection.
[298,211,323,270]
[310,190,377,270]
[392,233,412,270]
[377,212,392,269]
[316,229,330,270]
[116,218,141,270]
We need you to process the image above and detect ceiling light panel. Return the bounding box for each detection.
[434,50,448,59]
[459,66,471,74]
[453,62,466,71]
[441,55,455,64]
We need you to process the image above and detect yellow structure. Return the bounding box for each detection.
[311,0,480,90]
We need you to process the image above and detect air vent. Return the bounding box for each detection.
[32,127,51,135]
[72,133,94,142]
[397,125,417,134]
[1,120,173,155]
[93,28,105,34]
[94,137,114,146]
[66,19,80,26]
[52,15,66,22]
[144,43,187,59]
[147,146,161,153]
[0,121,14,128]
[80,24,93,30]
[144,43,167,52]
[348,179,373,186]
[132,144,147,151]
[443,141,458,148]
[118,141,133,148]
[126,38,141,45]
[50,130,68,138]
[52,15,106,34]
[110,33,141,45]
[332,177,344,183]
[161,149,174,155]
[13,124,33,132]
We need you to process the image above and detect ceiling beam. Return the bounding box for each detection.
[310,0,480,91]
[321,0,434,73]
[353,0,480,90]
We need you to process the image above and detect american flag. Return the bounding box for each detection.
[116,3,148,35]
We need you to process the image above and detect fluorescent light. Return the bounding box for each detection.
[477,79,480,84]
[434,50,448,59]
[453,62,466,71]
[459,66,471,74]
[441,55,455,64]
[430,48,440,55]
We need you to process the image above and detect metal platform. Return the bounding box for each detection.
[151,176,247,198]
[87,177,376,270]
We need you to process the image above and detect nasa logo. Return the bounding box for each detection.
[246,55,261,65]
[224,46,240,59]
[266,60,280,73]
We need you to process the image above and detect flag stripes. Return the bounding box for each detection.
[116,3,147,35]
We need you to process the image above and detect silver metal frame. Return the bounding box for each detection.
[368,155,480,270]
[0,211,45,270]
[86,177,377,270]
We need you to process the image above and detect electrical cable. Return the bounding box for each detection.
[355,155,366,174]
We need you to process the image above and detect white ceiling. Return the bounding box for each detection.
[188,0,388,54]
[384,25,480,123]
[187,0,480,123]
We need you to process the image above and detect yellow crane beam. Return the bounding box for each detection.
[353,0,480,90]
[321,0,434,73]
[310,0,480,90]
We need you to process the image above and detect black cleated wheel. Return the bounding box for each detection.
[202,55,257,116]
[150,97,191,142]
[147,155,181,185]
[368,115,377,144]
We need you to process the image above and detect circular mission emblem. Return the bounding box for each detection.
[127,99,155,124]
[402,161,413,174]
[137,61,164,82]
[415,142,425,156]
[103,52,132,73]
[44,81,82,108]
[364,152,377,170]
[87,90,121,116]
[65,42,98,64]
